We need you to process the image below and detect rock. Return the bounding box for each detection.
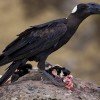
[0,69,100,100]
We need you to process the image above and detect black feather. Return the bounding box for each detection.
[0,59,27,85]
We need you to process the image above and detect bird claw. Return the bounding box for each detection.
[41,70,64,87]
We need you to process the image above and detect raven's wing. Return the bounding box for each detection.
[0,19,67,65]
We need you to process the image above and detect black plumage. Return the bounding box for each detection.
[0,19,67,65]
[0,3,100,86]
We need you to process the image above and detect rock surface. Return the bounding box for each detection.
[0,69,100,100]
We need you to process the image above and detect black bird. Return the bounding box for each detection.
[0,3,100,86]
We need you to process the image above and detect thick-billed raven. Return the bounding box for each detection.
[0,3,100,86]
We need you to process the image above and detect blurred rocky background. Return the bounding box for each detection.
[0,0,100,85]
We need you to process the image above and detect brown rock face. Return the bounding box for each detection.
[0,69,100,100]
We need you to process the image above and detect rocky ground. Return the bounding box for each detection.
[0,69,100,100]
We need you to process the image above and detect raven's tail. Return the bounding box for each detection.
[0,54,10,66]
[0,54,4,61]
[0,59,27,86]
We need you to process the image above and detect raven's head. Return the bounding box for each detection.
[72,3,100,17]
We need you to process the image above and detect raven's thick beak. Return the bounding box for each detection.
[88,3,100,14]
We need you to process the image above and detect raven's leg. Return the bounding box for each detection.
[37,60,64,87]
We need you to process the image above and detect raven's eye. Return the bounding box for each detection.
[90,3,95,6]
[78,4,87,11]
[80,6,86,10]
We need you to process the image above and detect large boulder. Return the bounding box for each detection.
[0,69,100,100]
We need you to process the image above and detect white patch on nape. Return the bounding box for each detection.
[72,6,77,13]
[0,75,2,78]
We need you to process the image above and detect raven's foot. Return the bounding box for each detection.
[40,70,65,87]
